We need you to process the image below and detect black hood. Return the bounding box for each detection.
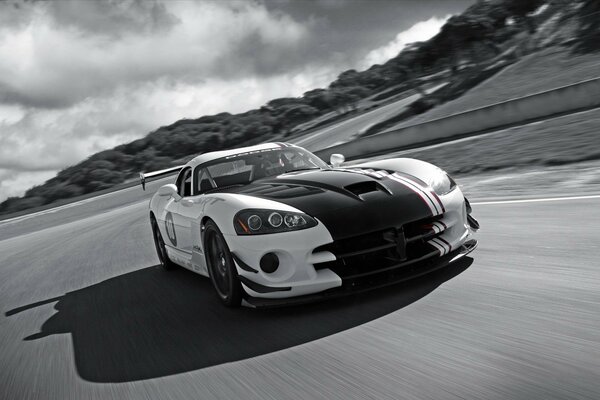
[221,169,433,240]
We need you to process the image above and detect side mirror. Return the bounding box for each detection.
[330,153,345,167]
[157,184,181,201]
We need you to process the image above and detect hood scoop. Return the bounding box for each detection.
[344,181,391,199]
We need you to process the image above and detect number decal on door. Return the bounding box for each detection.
[164,212,178,246]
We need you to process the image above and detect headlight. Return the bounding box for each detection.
[427,168,457,196]
[234,209,318,235]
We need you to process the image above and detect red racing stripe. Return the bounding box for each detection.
[387,174,437,215]
[390,174,441,215]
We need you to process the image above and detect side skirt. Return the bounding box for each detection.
[164,244,196,272]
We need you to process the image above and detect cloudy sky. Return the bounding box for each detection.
[0,0,472,201]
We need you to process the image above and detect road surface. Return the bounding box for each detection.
[291,83,447,152]
[1,165,599,399]
[291,93,421,151]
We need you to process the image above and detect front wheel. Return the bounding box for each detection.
[204,220,242,307]
[151,216,176,270]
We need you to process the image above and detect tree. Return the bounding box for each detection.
[574,0,600,52]
[282,105,319,127]
[303,88,332,111]
[505,0,545,34]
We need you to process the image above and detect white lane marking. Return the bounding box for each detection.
[471,194,600,205]
[0,175,174,226]
[0,188,135,225]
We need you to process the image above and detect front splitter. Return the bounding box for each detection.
[243,239,478,309]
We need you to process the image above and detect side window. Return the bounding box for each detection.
[175,167,192,197]
[196,167,216,194]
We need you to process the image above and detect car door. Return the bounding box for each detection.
[166,166,194,257]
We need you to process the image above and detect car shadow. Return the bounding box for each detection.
[5,258,472,383]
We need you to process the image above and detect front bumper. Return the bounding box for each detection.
[242,239,477,308]
[228,187,476,302]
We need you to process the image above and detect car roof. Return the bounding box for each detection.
[187,142,292,169]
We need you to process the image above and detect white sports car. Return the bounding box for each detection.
[141,142,478,307]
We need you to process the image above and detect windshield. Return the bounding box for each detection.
[195,147,328,194]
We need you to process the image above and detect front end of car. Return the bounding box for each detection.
[222,165,478,308]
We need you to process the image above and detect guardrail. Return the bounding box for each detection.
[314,77,600,161]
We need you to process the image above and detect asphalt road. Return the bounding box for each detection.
[291,83,447,152]
[1,170,599,399]
[291,93,421,151]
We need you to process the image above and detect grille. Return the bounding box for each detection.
[314,215,444,282]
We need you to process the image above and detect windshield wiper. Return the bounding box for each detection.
[204,184,245,193]
[284,167,321,173]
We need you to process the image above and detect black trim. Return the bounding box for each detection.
[238,276,291,293]
[339,249,439,281]
[232,253,258,273]
[465,197,472,214]
[244,239,477,308]
[336,242,397,258]
[467,215,480,230]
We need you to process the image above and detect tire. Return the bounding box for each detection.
[203,220,242,307]
[151,216,176,270]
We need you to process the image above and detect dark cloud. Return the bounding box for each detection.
[45,0,180,37]
[0,1,36,30]
[263,0,472,66]
[0,1,319,109]
[0,0,180,36]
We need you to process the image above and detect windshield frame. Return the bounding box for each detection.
[192,146,328,195]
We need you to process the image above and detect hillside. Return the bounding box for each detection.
[1,0,598,216]
[383,2,600,131]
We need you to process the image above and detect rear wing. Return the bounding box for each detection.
[139,165,185,190]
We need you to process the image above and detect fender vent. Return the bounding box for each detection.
[344,181,390,197]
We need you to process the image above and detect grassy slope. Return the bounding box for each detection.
[388,46,600,130]
[399,107,600,176]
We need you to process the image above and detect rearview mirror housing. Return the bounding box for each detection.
[330,153,345,167]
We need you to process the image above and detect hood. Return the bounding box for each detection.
[220,169,433,239]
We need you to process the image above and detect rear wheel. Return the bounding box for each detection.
[204,220,242,307]
[151,216,176,270]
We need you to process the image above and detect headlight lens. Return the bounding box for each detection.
[268,212,283,227]
[427,168,457,196]
[234,209,317,235]
[247,214,262,231]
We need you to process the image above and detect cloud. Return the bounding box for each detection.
[362,15,451,68]
[0,169,56,202]
[44,0,180,37]
[0,1,314,109]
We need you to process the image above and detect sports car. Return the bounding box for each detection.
[141,142,479,307]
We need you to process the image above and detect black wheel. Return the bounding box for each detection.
[204,220,242,307]
[151,216,176,270]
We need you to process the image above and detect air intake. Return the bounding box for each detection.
[344,181,390,197]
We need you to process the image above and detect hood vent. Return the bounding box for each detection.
[344,181,391,198]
